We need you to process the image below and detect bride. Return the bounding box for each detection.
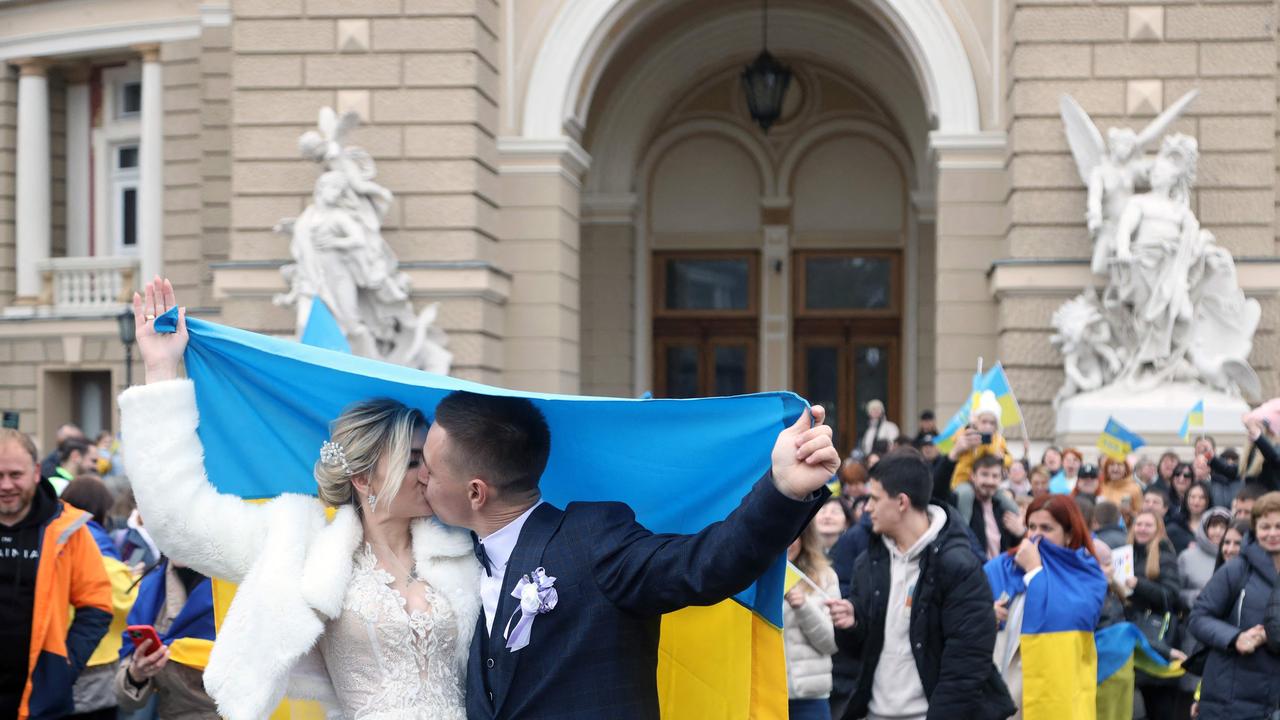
[117,277,478,720]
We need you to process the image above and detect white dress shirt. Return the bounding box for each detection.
[479,501,544,634]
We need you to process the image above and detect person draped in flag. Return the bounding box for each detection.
[121,278,482,720]
[123,276,840,720]
[114,559,218,717]
[987,494,1106,720]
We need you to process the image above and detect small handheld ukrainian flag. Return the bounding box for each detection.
[1178,400,1205,443]
[1098,417,1146,461]
[784,561,829,598]
[935,362,1023,453]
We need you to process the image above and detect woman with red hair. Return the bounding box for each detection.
[989,495,1106,719]
[1099,456,1144,523]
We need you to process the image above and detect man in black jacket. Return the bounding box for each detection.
[825,449,1013,720]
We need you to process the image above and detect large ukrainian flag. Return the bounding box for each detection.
[158,309,795,719]
[985,540,1107,720]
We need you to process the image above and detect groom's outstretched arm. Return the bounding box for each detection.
[589,406,838,615]
[587,473,827,615]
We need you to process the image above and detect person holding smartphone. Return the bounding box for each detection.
[944,391,1014,491]
[114,559,218,718]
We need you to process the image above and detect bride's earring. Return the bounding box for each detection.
[367,492,378,513]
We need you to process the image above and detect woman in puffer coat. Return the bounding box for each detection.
[1178,508,1232,610]
[784,521,840,720]
[1190,491,1280,720]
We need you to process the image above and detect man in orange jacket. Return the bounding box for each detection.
[0,428,111,720]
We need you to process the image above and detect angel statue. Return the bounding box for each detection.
[1060,90,1198,279]
[1110,133,1261,398]
[274,107,453,375]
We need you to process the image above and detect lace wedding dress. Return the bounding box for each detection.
[317,544,466,719]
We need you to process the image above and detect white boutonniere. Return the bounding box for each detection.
[503,567,558,652]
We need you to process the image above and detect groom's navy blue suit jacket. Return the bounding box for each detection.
[466,473,826,719]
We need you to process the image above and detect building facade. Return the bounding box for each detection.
[1,0,1278,455]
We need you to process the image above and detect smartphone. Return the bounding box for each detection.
[980,432,993,445]
[126,625,163,652]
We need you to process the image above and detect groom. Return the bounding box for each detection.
[422,390,837,719]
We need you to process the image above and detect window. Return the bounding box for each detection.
[112,143,140,251]
[792,250,903,455]
[118,81,142,118]
[655,253,758,316]
[793,251,900,316]
[652,251,759,398]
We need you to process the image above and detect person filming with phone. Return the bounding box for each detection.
[114,558,218,718]
[938,391,1015,492]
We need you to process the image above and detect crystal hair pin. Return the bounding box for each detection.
[319,440,353,477]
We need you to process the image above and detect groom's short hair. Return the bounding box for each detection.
[433,391,551,496]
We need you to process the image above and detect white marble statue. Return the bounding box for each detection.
[1049,291,1122,407]
[274,107,452,375]
[1060,90,1198,279]
[1051,113,1261,405]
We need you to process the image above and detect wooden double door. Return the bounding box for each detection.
[651,250,901,456]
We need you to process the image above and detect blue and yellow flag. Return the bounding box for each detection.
[985,541,1107,720]
[935,362,1022,453]
[1178,400,1205,443]
[120,560,216,670]
[298,298,351,353]
[1095,622,1183,684]
[156,308,798,719]
[1098,417,1146,461]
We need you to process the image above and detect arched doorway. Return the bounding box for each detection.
[509,0,1001,455]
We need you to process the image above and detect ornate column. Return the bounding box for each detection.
[136,44,164,282]
[13,57,50,305]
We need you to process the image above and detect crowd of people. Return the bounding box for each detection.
[0,422,218,720]
[781,396,1280,720]
[3,284,1278,720]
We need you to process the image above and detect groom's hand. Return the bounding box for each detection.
[772,405,839,500]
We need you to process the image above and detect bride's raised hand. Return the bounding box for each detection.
[133,276,188,384]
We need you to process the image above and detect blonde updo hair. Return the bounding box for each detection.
[314,398,426,512]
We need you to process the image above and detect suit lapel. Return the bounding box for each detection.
[488,502,564,715]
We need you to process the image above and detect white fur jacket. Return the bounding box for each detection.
[119,379,480,720]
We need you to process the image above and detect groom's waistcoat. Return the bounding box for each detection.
[466,474,826,720]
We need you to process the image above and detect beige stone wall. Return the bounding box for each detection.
[933,161,1007,413]
[1004,0,1280,438]
[0,320,129,443]
[0,68,14,306]
[199,21,232,309]
[220,0,507,383]
[579,221,632,397]
[164,37,209,304]
[498,167,581,392]
[48,73,65,258]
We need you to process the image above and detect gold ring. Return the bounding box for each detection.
[145,314,156,321]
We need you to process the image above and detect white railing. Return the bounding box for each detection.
[36,256,138,314]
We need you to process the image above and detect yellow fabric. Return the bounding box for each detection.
[1095,656,1134,720]
[168,637,214,670]
[656,601,785,720]
[1021,631,1097,720]
[86,557,139,666]
[784,564,805,593]
[949,435,1014,489]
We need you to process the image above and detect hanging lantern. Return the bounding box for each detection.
[741,0,791,132]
